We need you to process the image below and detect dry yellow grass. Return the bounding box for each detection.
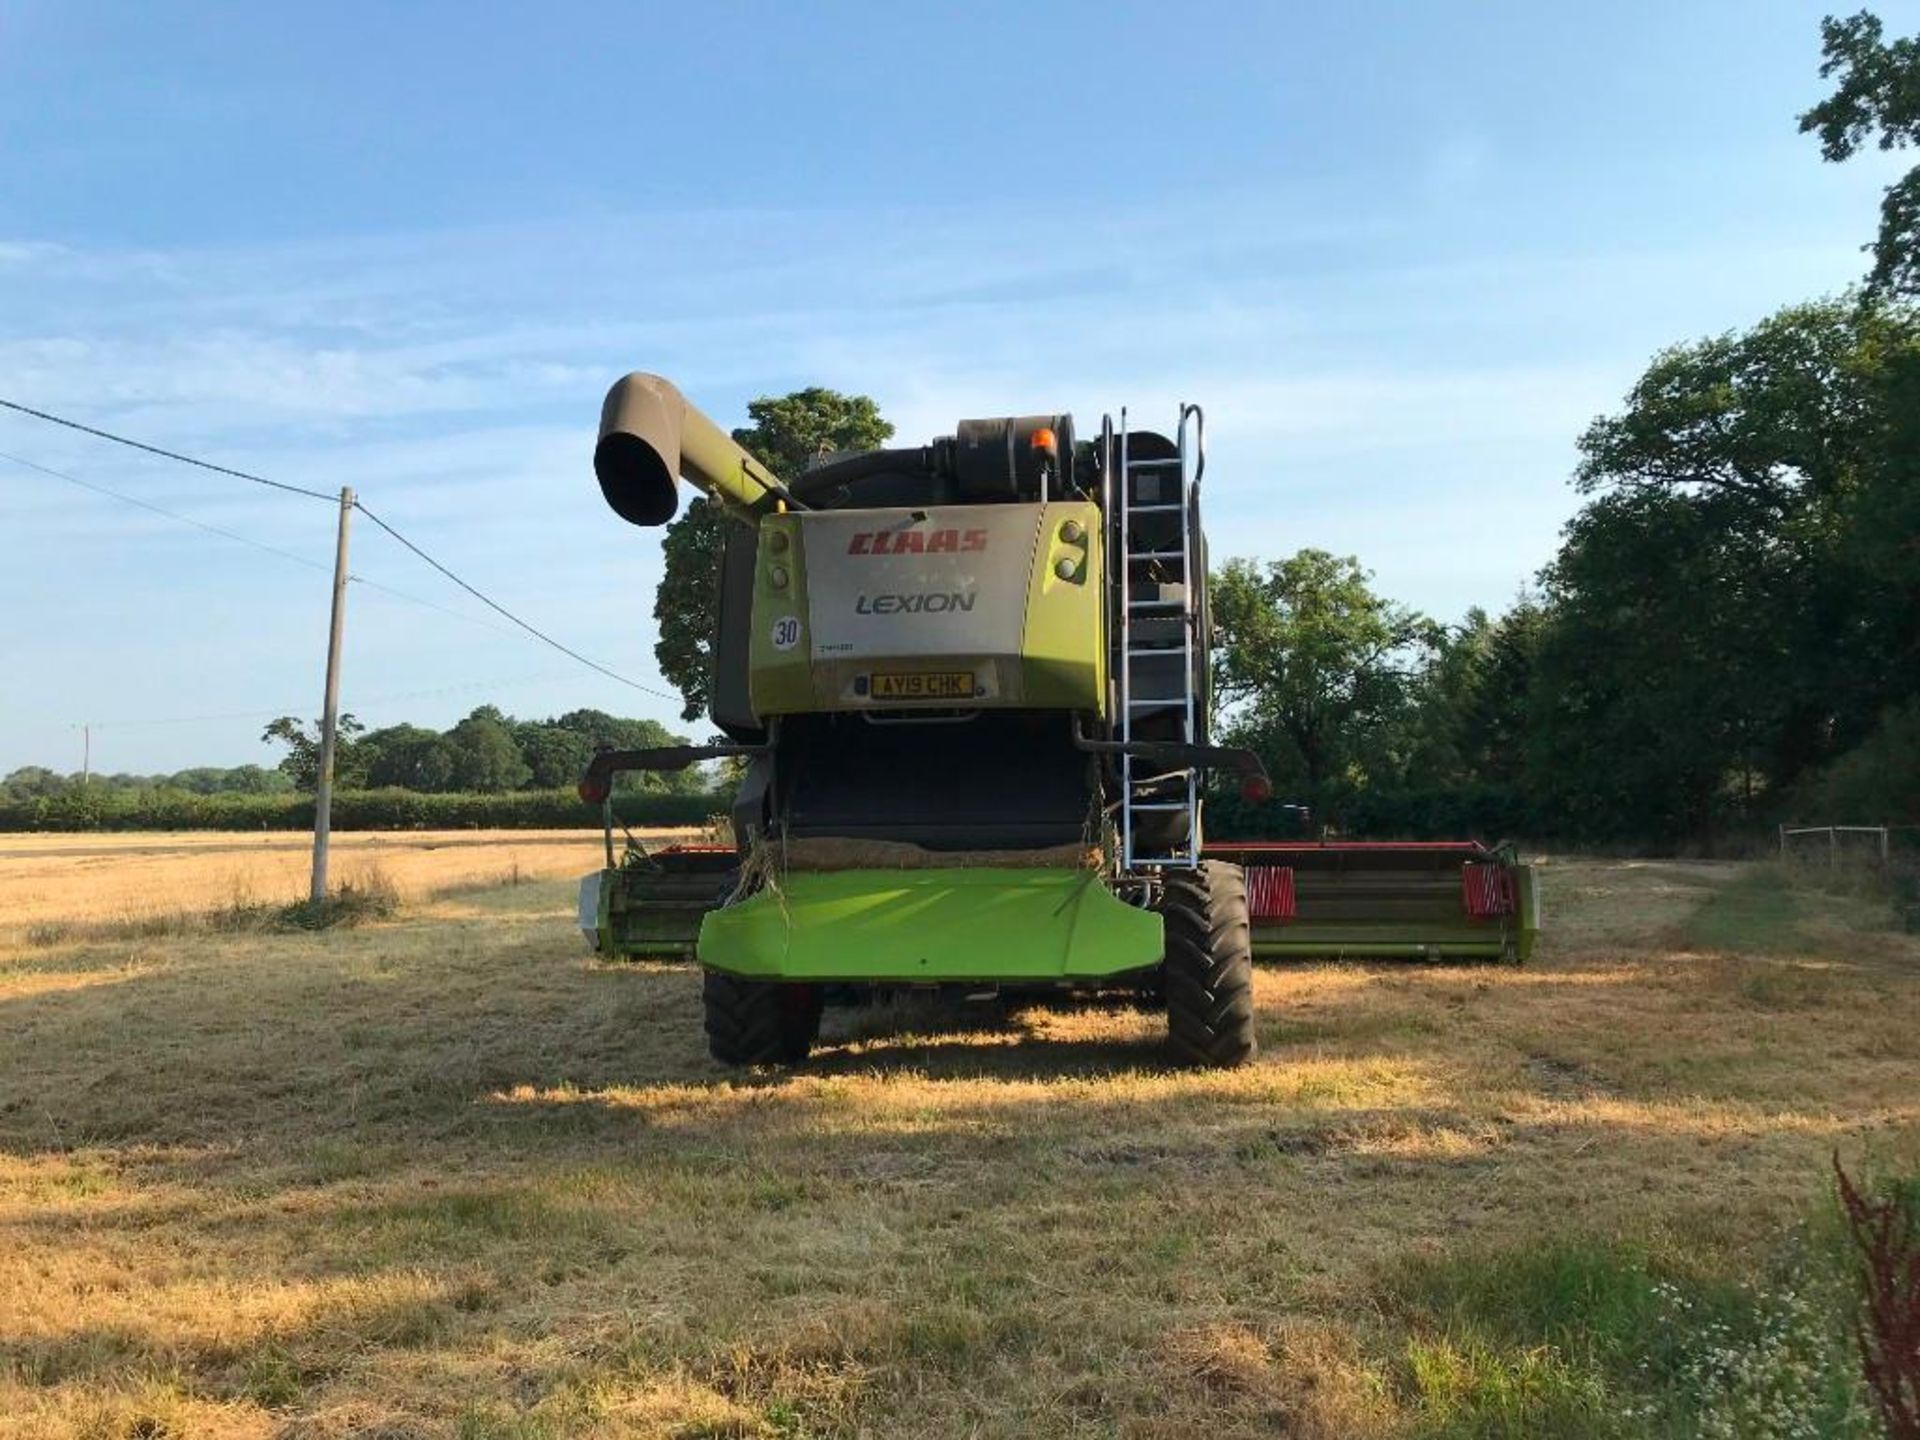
[0,842,1915,1437]
[0,830,694,934]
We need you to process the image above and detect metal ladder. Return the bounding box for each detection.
[1113,403,1205,870]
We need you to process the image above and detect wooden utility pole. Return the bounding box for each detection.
[310,486,355,904]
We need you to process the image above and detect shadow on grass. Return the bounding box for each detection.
[0,1274,488,1412]
[0,918,1683,1168]
[805,1031,1170,1083]
[0,883,1898,1192]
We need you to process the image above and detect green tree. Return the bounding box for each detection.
[652,499,729,723]
[1529,490,1778,839]
[2,766,67,801]
[262,714,365,789]
[359,724,456,791]
[1456,599,1548,798]
[1211,550,1439,815]
[550,708,703,794]
[1530,297,1920,839]
[653,388,893,720]
[443,708,531,793]
[1795,697,1920,819]
[513,722,595,789]
[1398,607,1498,788]
[1801,10,1920,296]
[163,765,291,794]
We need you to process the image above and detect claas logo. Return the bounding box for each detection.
[847,528,987,555]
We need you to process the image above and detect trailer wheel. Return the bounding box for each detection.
[702,971,822,1066]
[1159,862,1256,1068]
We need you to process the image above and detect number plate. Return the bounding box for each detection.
[870,671,975,700]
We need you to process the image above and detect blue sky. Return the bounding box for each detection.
[1,1,1912,775]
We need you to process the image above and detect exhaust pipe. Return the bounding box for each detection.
[594,373,789,527]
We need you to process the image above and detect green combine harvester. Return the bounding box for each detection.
[577,374,1538,1067]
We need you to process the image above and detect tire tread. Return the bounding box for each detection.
[703,971,821,1066]
[1159,861,1256,1067]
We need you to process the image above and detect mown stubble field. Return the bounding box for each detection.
[1,833,1915,1438]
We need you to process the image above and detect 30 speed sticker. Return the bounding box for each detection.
[770,616,801,651]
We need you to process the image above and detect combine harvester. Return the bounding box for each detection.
[577,375,1538,1066]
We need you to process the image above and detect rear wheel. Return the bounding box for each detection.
[702,970,822,1066]
[1159,862,1256,1068]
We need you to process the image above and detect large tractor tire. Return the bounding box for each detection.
[702,970,823,1066]
[1159,862,1256,1068]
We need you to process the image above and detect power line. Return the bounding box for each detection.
[0,448,518,638]
[345,573,516,636]
[352,499,676,701]
[0,394,675,702]
[0,396,338,502]
[1,447,331,573]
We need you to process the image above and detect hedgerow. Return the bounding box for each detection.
[0,786,715,833]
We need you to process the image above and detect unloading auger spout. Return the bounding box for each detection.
[593,372,791,527]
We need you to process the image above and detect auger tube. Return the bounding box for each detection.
[594,372,789,527]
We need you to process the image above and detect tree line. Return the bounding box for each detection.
[2,706,708,807]
[258,706,705,796]
[1208,14,1920,844]
[1210,292,1920,844]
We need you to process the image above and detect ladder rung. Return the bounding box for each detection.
[1118,415,1199,876]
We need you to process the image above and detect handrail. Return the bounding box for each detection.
[1178,402,1206,489]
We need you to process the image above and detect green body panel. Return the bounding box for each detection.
[697,867,1163,982]
[1018,501,1105,710]
[747,512,814,716]
[1513,864,1541,962]
[745,502,1106,721]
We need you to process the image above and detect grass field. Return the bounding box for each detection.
[1,836,1916,1438]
